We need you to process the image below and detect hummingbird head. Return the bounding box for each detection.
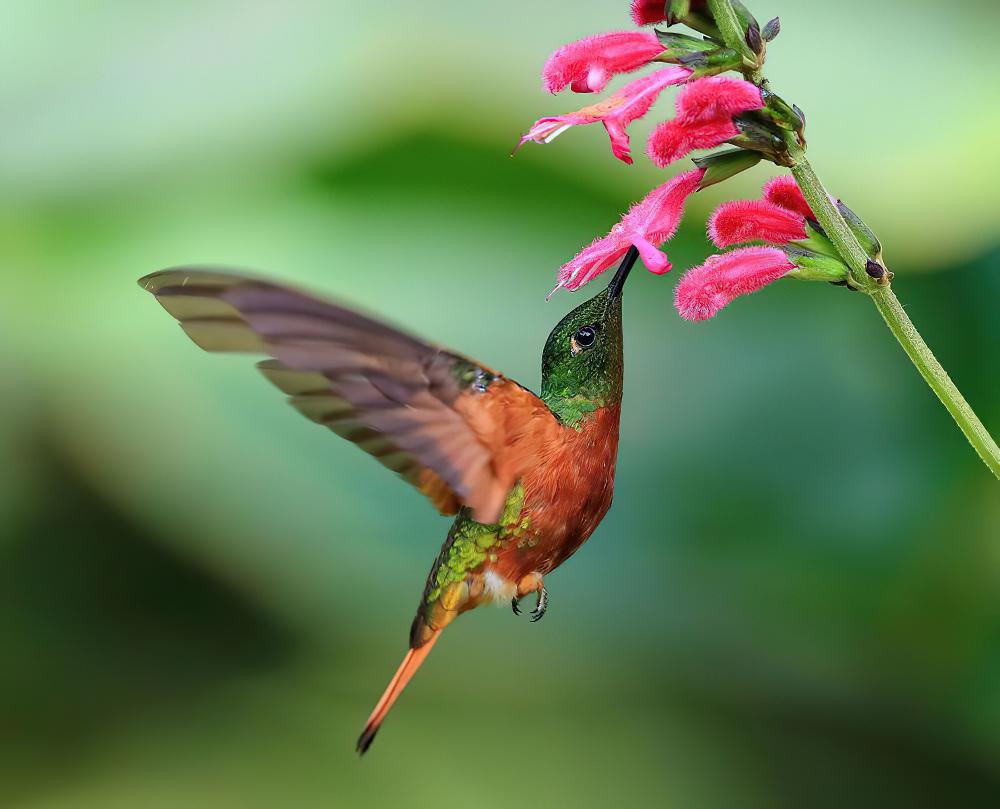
[540,247,637,426]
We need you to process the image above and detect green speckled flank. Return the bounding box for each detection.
[425,485,527,604]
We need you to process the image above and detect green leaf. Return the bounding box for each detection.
[693,149,763,189]
[654,30,718,54]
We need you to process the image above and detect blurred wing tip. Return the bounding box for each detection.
[136,266,261,295]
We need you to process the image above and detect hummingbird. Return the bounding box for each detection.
[138,245,639,754]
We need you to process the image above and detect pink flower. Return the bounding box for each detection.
[707,175,817,247]
[630,0,669,25]
[543,31,665,94]
[516,67,692,164]
[708,199,808,247]
[763,175,814,220]
[556,168,704,292]
[631,0,707,25]
[647,76,764,167]
[675,246,794,321]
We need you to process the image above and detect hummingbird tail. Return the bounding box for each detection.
[356,630,441,755]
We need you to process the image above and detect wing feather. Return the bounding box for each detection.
[140,267,558,522]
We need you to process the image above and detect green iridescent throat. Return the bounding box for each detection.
[540,288,624,429]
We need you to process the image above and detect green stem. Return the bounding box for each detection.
[790,154,1000,480]
[870,287,1000,478]
[706,0,755,62]
[789,155,870,285]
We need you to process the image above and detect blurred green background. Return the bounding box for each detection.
[3,0,1000,806]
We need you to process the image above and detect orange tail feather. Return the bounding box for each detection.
[356,631,440,755]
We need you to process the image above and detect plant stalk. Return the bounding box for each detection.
[870,287,1000,478]
[704,0,999,478]
[790,154,1000,480]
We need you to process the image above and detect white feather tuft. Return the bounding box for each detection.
[482,570,517,604]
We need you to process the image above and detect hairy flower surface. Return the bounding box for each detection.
[675,246,794,321]
[517,67,692,164]
[556,168,704,292]
[543,31,664,94]
[763,175,814,220]
[708,199,808,247]
[630,0,708,25]
[630,0,669,25]
[647,77,763,167]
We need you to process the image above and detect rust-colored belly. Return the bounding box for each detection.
[493,405,620,580]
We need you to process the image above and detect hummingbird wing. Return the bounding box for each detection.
[139,268,558,524]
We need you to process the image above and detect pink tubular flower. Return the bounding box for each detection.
[630,0,669,25]
[516,67,692,164]
[647,76,764,167]
[543,31,664,94]
[763,174,814,220]
[631,0,707,25]
[675,246,795,321]
[708,199,808,247]
[555,168,704,292]
[707,175,817,247]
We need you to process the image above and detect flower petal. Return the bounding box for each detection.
[621,167,705,245]
[632,236,671,274]
[644,77,762,167]
[631,0,708,25]
[519,67,691,163]
[557,168,704,291]
[555,234,629,292]
[762,175,814,220]
[646,117,740,167]
[674,76,763,123]
[707,199,807,247]
[630,0,668,25]
[675,246,794,321]
[542,31,664,94]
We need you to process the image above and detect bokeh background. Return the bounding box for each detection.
[3,0,1000,806]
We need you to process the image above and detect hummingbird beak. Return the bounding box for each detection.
[607,245,639,301]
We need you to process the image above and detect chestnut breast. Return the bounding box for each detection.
[495,405,621,578]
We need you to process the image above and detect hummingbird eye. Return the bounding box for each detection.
[572,326,597,352]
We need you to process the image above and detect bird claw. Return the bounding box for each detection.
[529,587,548,623]
[512,576,547,623]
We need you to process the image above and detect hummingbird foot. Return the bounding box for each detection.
[529,586,548,623]
[511,572,547,621]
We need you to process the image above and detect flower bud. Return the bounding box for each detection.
[677,46,744,77]
[761,89,805,140]
[745,20,764,59]
[782,245,850,283]
[762,17,780,42]
[653,31,741,75]
[693,148,762,189]
[664,2,724,40]
[727,114,792,165]
[836,200,883,262]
